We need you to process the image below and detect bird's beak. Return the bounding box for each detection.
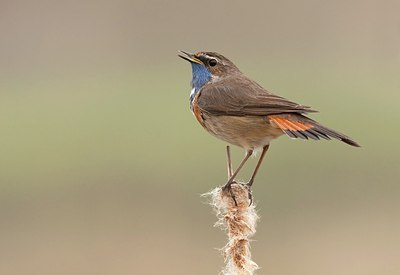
[178,50,203,64]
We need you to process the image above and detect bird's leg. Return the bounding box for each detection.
[247,145,270,187]
[225,146,236,205]
[224,149,253,186]
[222,149,253,206]
[226,146,233,179]
[246,145,270,205]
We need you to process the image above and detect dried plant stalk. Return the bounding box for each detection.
[204,146,259,275]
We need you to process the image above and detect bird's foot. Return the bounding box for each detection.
[222,180,238,206]
[222,181,253,207]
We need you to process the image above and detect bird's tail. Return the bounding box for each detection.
[268,114,360,147]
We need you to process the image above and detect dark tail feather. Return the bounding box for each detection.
[311,122,360,147]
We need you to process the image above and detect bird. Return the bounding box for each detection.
[178,50,360,203]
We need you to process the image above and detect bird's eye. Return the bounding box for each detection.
[208,59,217,67]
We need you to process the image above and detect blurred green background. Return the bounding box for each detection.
[0,1,399,274]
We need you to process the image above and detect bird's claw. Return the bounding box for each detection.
[222,181,238,206]
[245,183,253,206]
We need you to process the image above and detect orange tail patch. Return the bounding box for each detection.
[271,117,313,131]
[269,114,326,140]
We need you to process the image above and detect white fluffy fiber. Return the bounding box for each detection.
[204,183,259,275]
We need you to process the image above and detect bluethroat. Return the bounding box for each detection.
[179,51,360,202]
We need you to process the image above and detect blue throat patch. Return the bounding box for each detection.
[189,63,212,109]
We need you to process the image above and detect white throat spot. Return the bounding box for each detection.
[190,88,196,98]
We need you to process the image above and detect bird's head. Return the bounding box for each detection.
[178,51,241,90]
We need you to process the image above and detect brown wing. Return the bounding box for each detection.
[196,74,317,116]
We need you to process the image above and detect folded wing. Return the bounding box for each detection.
[196,75,317,116]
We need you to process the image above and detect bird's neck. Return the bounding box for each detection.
[191,63,212,91]
[189,63,213,111]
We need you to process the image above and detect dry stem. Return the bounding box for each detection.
[204,146,259,275]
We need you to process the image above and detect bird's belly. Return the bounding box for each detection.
[202,114,284,150]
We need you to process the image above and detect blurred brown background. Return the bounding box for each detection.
[0,0,399,274]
